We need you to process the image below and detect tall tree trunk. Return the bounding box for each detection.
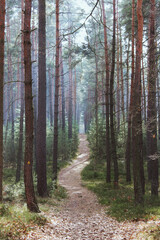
[125,0,135,183]
[0,0,5,201]
[48,67,53,126]
[101,0,111,183]
[24,0,39,212]
[132,0,144,204]
[147,0,158,196]
[53,0,60,182]
[126,39,130,120]
[16,0,25,183]
[6,13,15,164]
[60,45,65,132]
[68,34,73,140]
[120,27,125,129]
[37,0,47,197]
[31,14,38,171]
[101,71,105,119]
[16,85,24,182]
[116,0,120,131]
[157,68,160,140]
[110,0,118,185]
[95,42,99,171]
[74,68,77,124]
[142,55,147,125]
[60,44,66,161]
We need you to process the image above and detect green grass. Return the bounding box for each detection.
[0,203,47,240]
[1,169,67,240]
[0,184,67,240]
[81,160,160,222]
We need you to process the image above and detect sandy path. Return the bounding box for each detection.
[23,134,144,240]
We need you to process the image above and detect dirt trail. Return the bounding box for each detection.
[23,134,144,240]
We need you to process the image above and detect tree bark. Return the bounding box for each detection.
[120,26,125,129]
[147,0,158,196]
[110,0,118,185]
[116,0,120,131]
[53,0,60,182]
[101,0,111,183]
[132,0,144,204]
[125,0,135,183]
[60,45,65,132]
[0,0,5,201]
[48,67,53,126]
[37,0,48,197]
[126,39,130,120]
[24,0,39,212]
[16,0,25,183]
[68,34,73,140]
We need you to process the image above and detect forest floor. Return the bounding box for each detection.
[21,134,160,240]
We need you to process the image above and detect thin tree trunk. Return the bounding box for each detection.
[24,0,39,212]
[110,0,118,185]
[147,0,158,196]
[53,0,60,182]
[95,42,99,171]
[101,0,111,183]
[16,0,25,182]
[68,33,73,140]
[74,68,77,124]
[116,0,120,131]
[37,0,47,197]
[142,55,146,125]
[0,0,5,201]
[126,39,130,120]
[16,87,24,182]
[60,45,65,132]
[48,67,53,126]
[125,0,135,183]
[132,0,144,204]
[32,15,38,171]
[6,13,15,164]
[120,27,125,129]
[101,71,105,119]
[157,68,160,140]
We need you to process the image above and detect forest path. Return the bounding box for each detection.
[23,134,144,240]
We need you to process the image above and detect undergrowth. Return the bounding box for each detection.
[81,160,160,223]
[136,225,160,240]
[0,204,47,239]
[1,176,67,240]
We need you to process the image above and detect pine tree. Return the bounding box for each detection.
[53,0,60,182]
[132,0,144,204]
[24,0,39,212]
[37,0,48,197]
[0,0,5,201]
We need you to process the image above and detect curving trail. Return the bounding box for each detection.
[23,134,144,240]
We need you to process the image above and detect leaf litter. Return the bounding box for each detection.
[21,135,160,240]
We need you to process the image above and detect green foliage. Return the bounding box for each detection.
[81,160,160,222]
[3,181,25,202]
[82,161,106,180]
[3,168,16,184]
[52,186,67,200]
[46,124,79,172]
[46,178,67,200]
[87,116,106,163]
[70,124,79,159]
[0,183,66,239]
[58,128,70,163]
[0,204,47,240]
[0,204,10,217]
[3,118,23,164]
